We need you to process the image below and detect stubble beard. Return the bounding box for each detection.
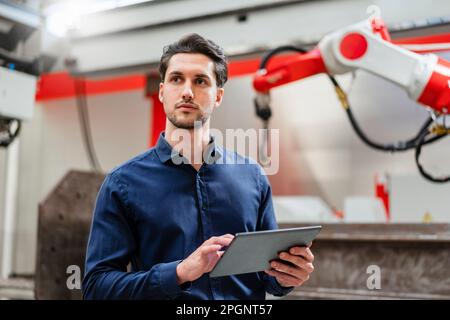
[167,109,210,129]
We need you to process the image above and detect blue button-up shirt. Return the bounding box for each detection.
[82,132,292,300]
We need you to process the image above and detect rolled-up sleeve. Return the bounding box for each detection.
[82,173,190,299]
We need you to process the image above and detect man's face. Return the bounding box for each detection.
[159,53,224,129]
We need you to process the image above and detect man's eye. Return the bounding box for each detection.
[170,77,181,83]
[196,78,207,85]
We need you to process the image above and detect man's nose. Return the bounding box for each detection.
[182,83,194,100]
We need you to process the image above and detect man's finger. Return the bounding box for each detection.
[270,260,310,282]
[201,244,222,255]
[264,269,302,287]
[278,252,314,273]
[206,235,234,245]
[289,246,314,262]
[209,237,234,247]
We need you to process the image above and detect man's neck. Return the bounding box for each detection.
[164,120,211,170]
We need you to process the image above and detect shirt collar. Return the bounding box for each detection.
[155,131,222,165]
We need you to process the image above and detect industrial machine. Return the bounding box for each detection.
[0,66,36,148]
[253,17,450,183]
[0,1,41,148]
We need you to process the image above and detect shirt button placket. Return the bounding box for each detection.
[198,169,223,300]
[196,173,210,241]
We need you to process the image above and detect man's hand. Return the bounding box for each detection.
[176,234,234,285]
[264,243,315,288]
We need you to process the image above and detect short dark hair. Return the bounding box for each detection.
[159,34,228,88]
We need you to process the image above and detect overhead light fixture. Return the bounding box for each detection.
[44,0,155,37]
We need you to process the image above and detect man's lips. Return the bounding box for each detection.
[176,103,198,110]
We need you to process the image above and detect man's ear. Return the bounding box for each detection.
[159,82,164,102]
[215,88,224,107]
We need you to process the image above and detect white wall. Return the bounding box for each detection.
[391,175,450,223]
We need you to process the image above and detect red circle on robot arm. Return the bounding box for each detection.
[340,33,368,60]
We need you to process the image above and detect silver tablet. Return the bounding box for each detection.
[209,226,322,278]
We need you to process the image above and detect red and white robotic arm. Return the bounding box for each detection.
[252,18,450,183]
[253,18,450,114]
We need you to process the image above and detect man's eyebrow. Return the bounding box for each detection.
[168,71,183,76]
[168,71,211,78]
[195,73,211,79]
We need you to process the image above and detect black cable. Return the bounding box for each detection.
[329,74,448,152]
[335,74,449,182]
[343,101,446,152]
[415,121,450,183]
[330,76,449,182]
[259,45,307,69]
[74,78,102,172]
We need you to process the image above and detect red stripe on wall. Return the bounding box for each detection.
[36,72,146,101]
[36,33,450,102]
[36,55,304,101]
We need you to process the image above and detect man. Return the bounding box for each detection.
[82,34,315,299]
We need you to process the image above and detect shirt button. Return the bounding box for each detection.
[202,204,207,210]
